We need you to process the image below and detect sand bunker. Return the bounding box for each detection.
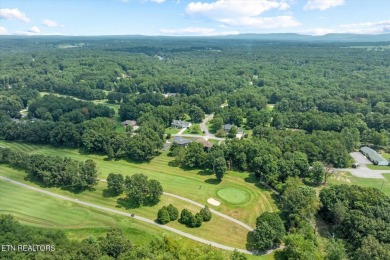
[207,198,221,206]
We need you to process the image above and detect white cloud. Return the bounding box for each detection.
[301,27,336,35]
[0,26,7,34]
[219,15,300,28]
[185,0,298,29]
[302,20,390,35]
[304,0,344,11]
[186,0,289,18]
[149,0,166,3]
[0,8,30,22]
[42,19,64,27]
[27,26,40,34]
[340,20,390,34]
[160,27,239,36]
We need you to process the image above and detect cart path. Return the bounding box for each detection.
[99,179,254,231]
[0,176,252,254]
[163,192,254,231]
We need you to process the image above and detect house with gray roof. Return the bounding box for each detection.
[171,120,191,129]
[360,147,389,166]
[173,136,192,146]
[222,124,244,134]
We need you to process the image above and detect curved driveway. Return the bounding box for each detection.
[0,176,252,255]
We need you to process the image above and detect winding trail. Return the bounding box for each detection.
[0,176,252,254]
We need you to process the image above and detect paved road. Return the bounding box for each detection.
[0,176,252,254]
[335,152,389,179]
[200,114,215,138]
[164,192,254,231]
[173,134,225,141]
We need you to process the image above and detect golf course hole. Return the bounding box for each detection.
[217,187,250,204]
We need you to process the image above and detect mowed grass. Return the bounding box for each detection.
[0,141,277,228]
[366,164,390,171]
[1,180,274,260]
[0,166,249,249]
[328,171,390,196]
[0,180,160,245]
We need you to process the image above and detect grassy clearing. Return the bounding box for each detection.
[0,141,277,228]
[183,124,203,135]
[217,187,250,204]
[328,171,390,196]
[366,164,390,171]
[165,127,180,135]
[266,104,275,111]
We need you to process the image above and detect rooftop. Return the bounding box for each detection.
[360,147,388,164]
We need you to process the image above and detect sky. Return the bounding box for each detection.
[0,0,389,36]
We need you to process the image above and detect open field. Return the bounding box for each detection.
[0,180,160,244]
[328,171,390,196]
[0,165,250,249]
[0,141,277,229]
[0,179,274,259]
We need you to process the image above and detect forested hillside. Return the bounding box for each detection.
[1,36,389,259]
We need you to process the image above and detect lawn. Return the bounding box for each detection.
[0,165,250,249]
[0,180,274,259]
[0,141,277,228]
[0,179,160,245]
[165,127,180,135]
[328,171,390,196]
[183,124,203,135]
[366,164,390,171]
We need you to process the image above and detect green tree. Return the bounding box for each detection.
[106,173,124,195]
[247,212,285,252]
[325,239,346,260]
[310,161,325,185]
[230,250,248,260]
[189,105,205,123]
[125,174,163,206]
[213,157,227,181]
[100,229,132,258]
[166,204,179,221]
[277,234,320,260]
[200,205,212,221]
[157,206,171,224]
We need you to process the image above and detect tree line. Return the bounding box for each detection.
[0,147,98,190]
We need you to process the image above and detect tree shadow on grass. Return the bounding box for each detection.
[116,197,159,209]
[24,174,95,194]
[197,169,213,176]
[102,188,119,198]
[116,197,140,209]
[204,178,221,185]
[244,174,258,184]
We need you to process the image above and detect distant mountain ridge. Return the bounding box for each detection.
[1,33,390,42]
[221,33,390,42]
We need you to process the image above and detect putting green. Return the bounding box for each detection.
[217,187,250,204]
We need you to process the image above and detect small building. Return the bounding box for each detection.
[173,136,192,147]
[171,120,191,129]
[122,120,137,127]
[360,147,389,166]
[222,124,244,134]
[196,138,213,151]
